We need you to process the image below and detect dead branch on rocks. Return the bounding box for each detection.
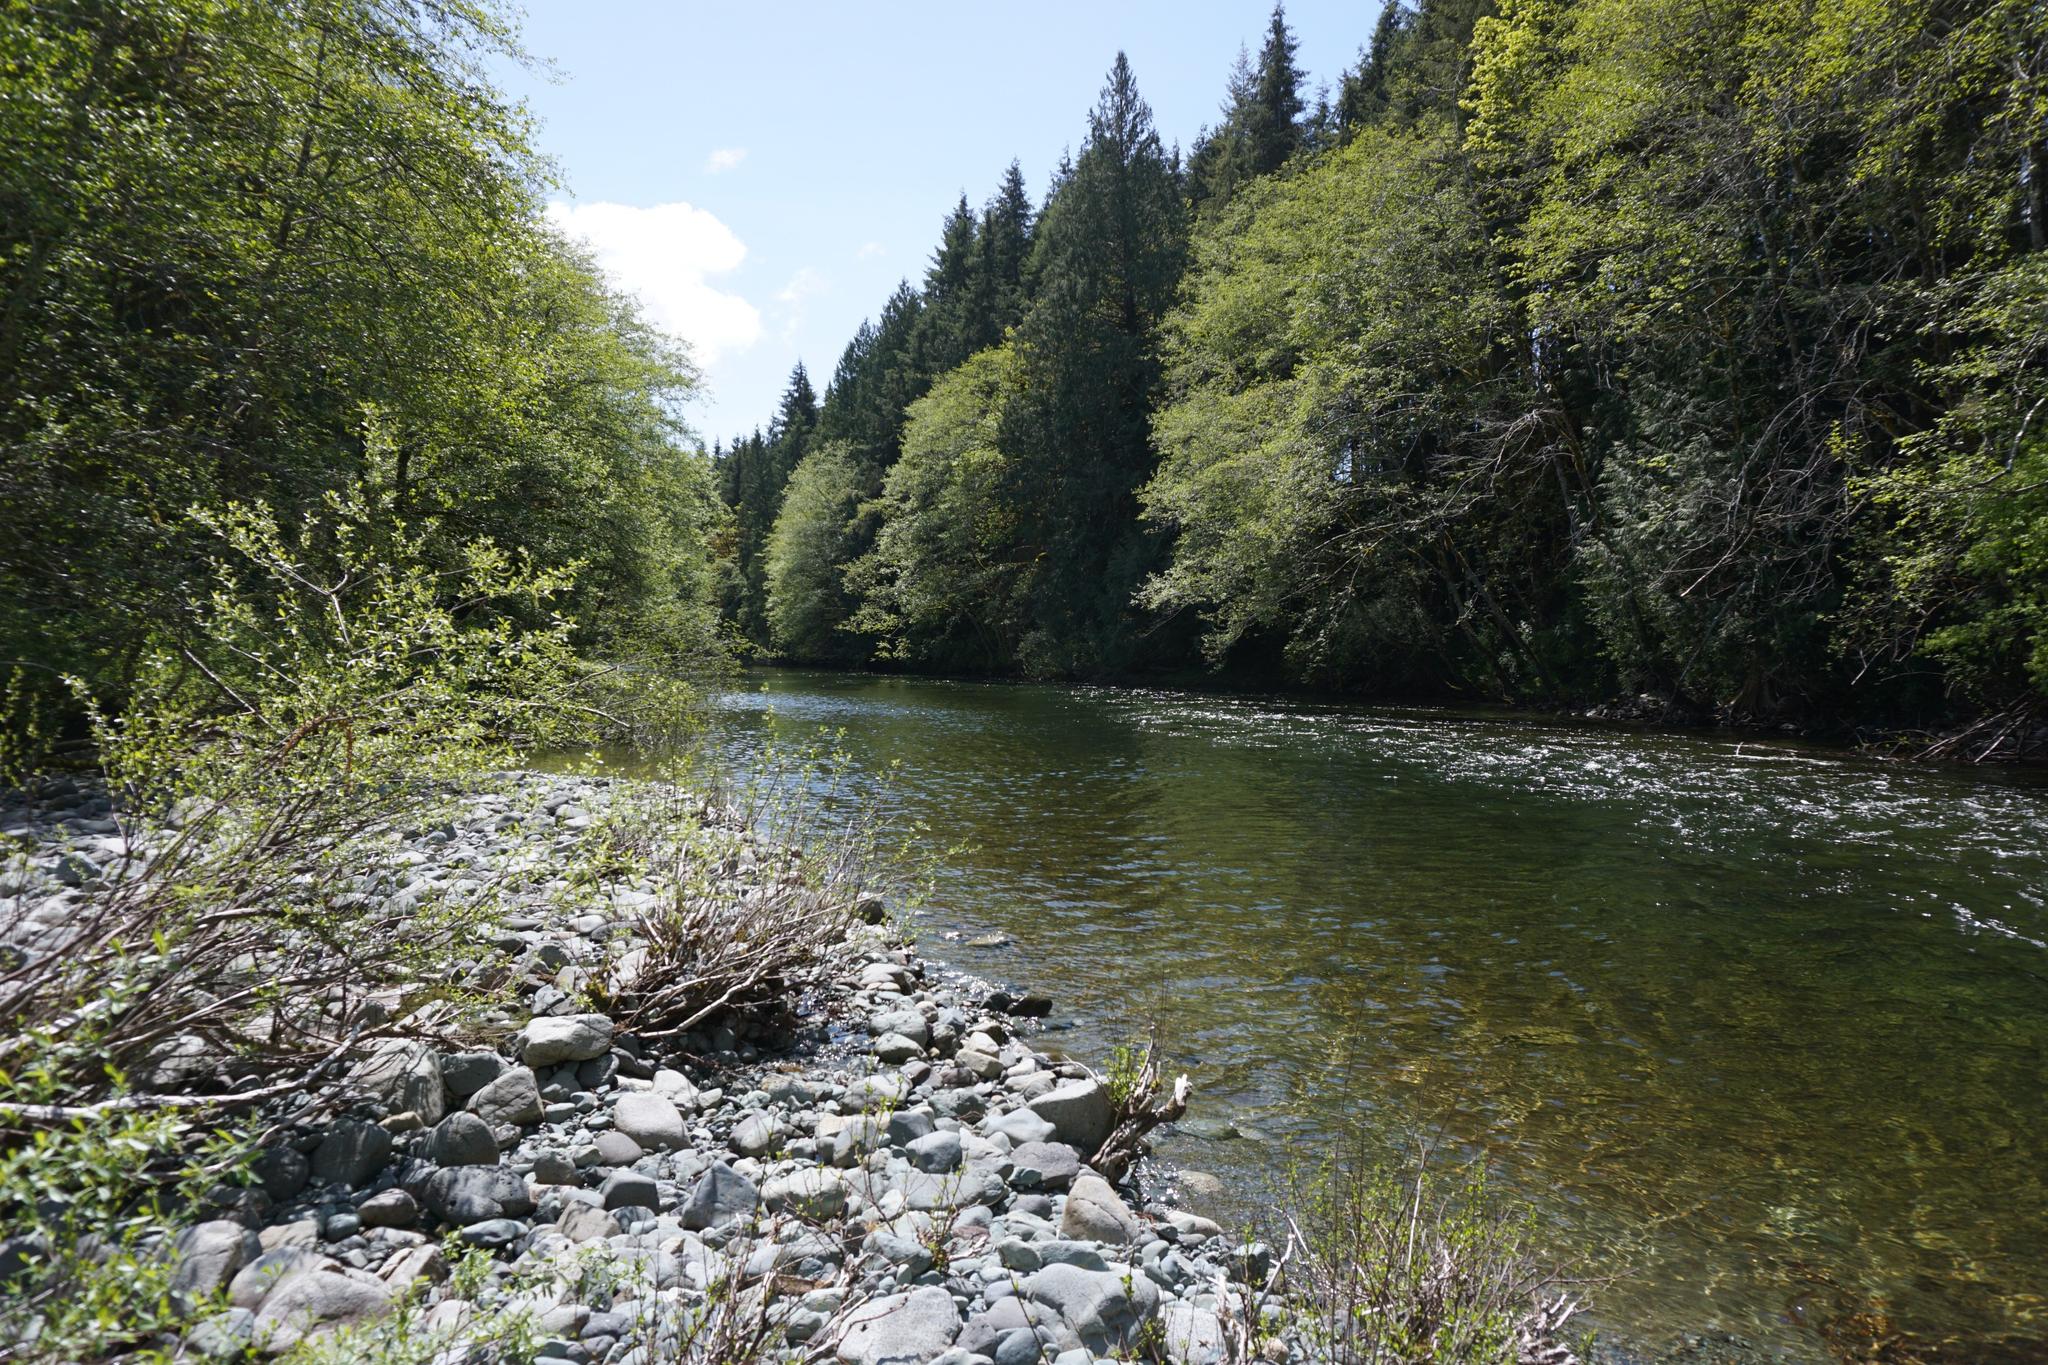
[0,766,515,1128]
[589,777,885,1042]
[1091,1037,1189,1183]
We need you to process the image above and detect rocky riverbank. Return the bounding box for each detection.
[2,772,1279,1364]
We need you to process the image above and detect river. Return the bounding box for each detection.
[681,668,2048,1361]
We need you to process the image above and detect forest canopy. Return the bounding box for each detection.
[722,0,2048,752]
[1,0,727,739]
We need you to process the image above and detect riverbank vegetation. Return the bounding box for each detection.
[722,0,2048,755]
[1,0,727,757]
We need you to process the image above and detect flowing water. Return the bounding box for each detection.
[676,668,2048,1360]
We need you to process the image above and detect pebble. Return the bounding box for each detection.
[3,774,1311,1365]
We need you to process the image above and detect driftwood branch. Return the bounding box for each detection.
[1091,1039,1190,1183]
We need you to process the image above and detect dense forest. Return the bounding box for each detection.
[1,0,726,748]
[718,0,2048,754]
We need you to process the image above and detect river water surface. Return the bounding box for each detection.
[689,669,2048,1361]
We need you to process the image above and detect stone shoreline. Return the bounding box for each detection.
[2,772,1263,1364]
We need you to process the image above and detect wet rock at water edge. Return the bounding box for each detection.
[1027,1078,1114,1153]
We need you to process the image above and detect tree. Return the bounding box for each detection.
[1143,124,1574,696]
[965,162,1036,352]
[0,0,726,709]
[764,442,866,660]
[998,53,1189,674]
[1190,5,1307,210]
[848,346,1026,668]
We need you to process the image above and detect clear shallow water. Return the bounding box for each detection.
[690,669,2048,1360]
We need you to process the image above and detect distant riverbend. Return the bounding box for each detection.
[622,668,2048,1362]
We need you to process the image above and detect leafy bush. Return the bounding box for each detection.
[1244,1150,1589,1365]
[0,494,698,1358]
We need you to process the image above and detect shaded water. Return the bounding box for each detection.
[693,669,2048,1360]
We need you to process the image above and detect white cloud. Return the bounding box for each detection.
[547,200,761,363]
[704,147,748,174]
[856,241,886,260]
[776,267,828,306]
[773,268,829,344]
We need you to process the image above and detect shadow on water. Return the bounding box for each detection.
[574,668,2048,1363]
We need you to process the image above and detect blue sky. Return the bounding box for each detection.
[489,2,1385,449]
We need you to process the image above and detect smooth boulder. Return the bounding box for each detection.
[347,1040,445,1125]
[309,1118,391,1189]
[170,1221,261,1298]
[1059,1173,1140,1245]
[250,1269,396,1352]
[423,1164,534,1226]
[424,1112,498,1168]
[516,1014,613,1068]
[612,1091,687,1151]
[1024,1262,1159,1353]
[834,1285,961,1365]
[467,1067,542,1127]
[1027,1079,1113,1154]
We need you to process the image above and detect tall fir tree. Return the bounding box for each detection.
[914,195,982,377]
[1245,3,1307,174]
[1189,5,1307,210]
[999,53,1189,673]
[1337,2,1410,135]
[965,162,1036,354]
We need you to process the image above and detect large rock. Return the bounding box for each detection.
[1023,1262,1159,1353]
[612,1091,687,1151]
[843,1073,909,1110]
[906,1129,963,1174]
[762,1167,849,1219]
[439,1050,504,1098]
[250,1269,396,1352]
[868,1008,929,1045]
[467,1066,542,1127]
[729,1110,781,1158]
[557,1203,621,1243]
[593,1130,643,1166]
[170,1220,261,1298]
[984,1108,1055,1145]
[871,1032,923,1064]
[1027,1079,1113,1154]
[357,1189,417,1229]
[679,1161,758,1231]
[600,1169,658,1211]
[424,1112,498,1168]
[1009,1141,1081,1190]
[347,1040,445,1125]
[249,1146,309,1202]
[1160,1301,1226,1365]
[1059,1173,1140,1244]
[309,1118,392,1189]
[423,1164,534,1226]
[229,1249,327,1310]
[516,1014,614,1068]
[834,1285,962,1365]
